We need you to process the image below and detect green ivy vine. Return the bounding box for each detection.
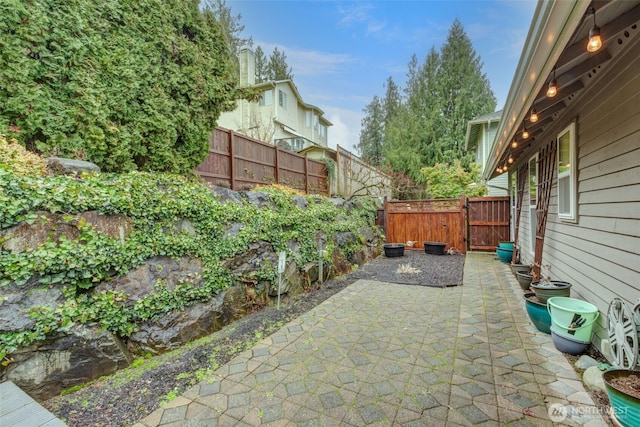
[0,168,380,360]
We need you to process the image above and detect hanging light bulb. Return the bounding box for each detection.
[511,139,518,149]
[530,107,539,123]
[496,166,503,174]
[522,123,530,139]
[587,7,602,52]
[547,67,558,98]
[508,154,514,164]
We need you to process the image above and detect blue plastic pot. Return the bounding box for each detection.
[523,293,551,334]
[603,369,640,427]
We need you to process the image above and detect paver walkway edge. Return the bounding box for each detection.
[134,252,608,426]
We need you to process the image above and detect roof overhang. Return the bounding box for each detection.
[484,0,640,180]
[485,0,589,180]
[464,110,503,151]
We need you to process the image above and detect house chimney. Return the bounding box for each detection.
[239,48,255,87]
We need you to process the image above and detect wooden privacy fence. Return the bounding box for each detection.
[466,196,511,251]
[383,198,467,253]
[381,196,512,253]
[334,146,392,199]
[195,128,329,195]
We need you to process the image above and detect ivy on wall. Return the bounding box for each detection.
[0,166,379,360]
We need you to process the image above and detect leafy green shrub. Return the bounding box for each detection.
[420,160,488,198]
[0,133,47,176]
[0,0,253,173]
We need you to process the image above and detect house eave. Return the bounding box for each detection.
[484,0,590,181]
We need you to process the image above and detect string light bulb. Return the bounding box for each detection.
[530,107,538,123]
[547,67,558,98]
[522,123,530,140]
[511,139,518,149]
[587,7,602,52]
[508,155,514,164]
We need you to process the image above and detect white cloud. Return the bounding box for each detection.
[322,106,364,154]
[256,41,357,77]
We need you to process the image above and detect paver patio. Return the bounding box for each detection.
[135,252,607,426]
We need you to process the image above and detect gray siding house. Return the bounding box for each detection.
[484,0,640,365]
[465,110,508,196]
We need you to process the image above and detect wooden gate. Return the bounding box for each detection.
[466,196,511,251]
[383,198,466,253]
[381,196,512,254]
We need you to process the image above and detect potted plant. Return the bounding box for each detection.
[603,369,640,427]
[423,241,446,255]
[383,243,405,257]
[531,280,571,304]
[516,271,533,290]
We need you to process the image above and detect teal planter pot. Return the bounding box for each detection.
[603,369,640,427]
[495,247,513,263]
[498,241,515,250]
[523,293,551,334]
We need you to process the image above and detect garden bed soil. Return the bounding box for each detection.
[608,373,640,399]
[43,252,465,426]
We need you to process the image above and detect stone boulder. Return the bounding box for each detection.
[95,256,204,304]
[242,190,274,208]
[127,286,246,355]
[1,325,131,400]
[1,211,132,257]
[209,186,243,204]
[0,287,65,332]
[46,157,100,175]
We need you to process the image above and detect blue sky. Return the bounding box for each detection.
[227,0,537,152]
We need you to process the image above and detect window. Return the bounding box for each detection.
[305,111,311,128]
[557,122,577,220]
[528,155,538,254]
[259,89,272,106]
[319,124,325,138]
[278,90,287,109]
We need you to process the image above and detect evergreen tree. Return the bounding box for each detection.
[379,20,495,181]
[205,0,252,64]
[435,19,496,165]
[254,46,268,83]
[382,77,402,130]
[0,0,252,173]
[267,47,293,80]
[356,96,385,166]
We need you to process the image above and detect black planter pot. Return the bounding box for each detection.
[383,243,405,257]
[423,242,446,255]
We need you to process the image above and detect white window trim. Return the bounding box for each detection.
[557,121,577,222]
[278,90,287,110]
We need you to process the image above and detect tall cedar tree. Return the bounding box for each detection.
[267,47,293,80]
[356,96,384,166]
[205,0,252,74]
[436,19,496,164]
[0,0,252,173]
[254,46,269,83]
[364,20,496,181]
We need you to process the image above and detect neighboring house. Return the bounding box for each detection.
[217,49,332,151]
[464,110,508,196]
[484,0,640,364]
